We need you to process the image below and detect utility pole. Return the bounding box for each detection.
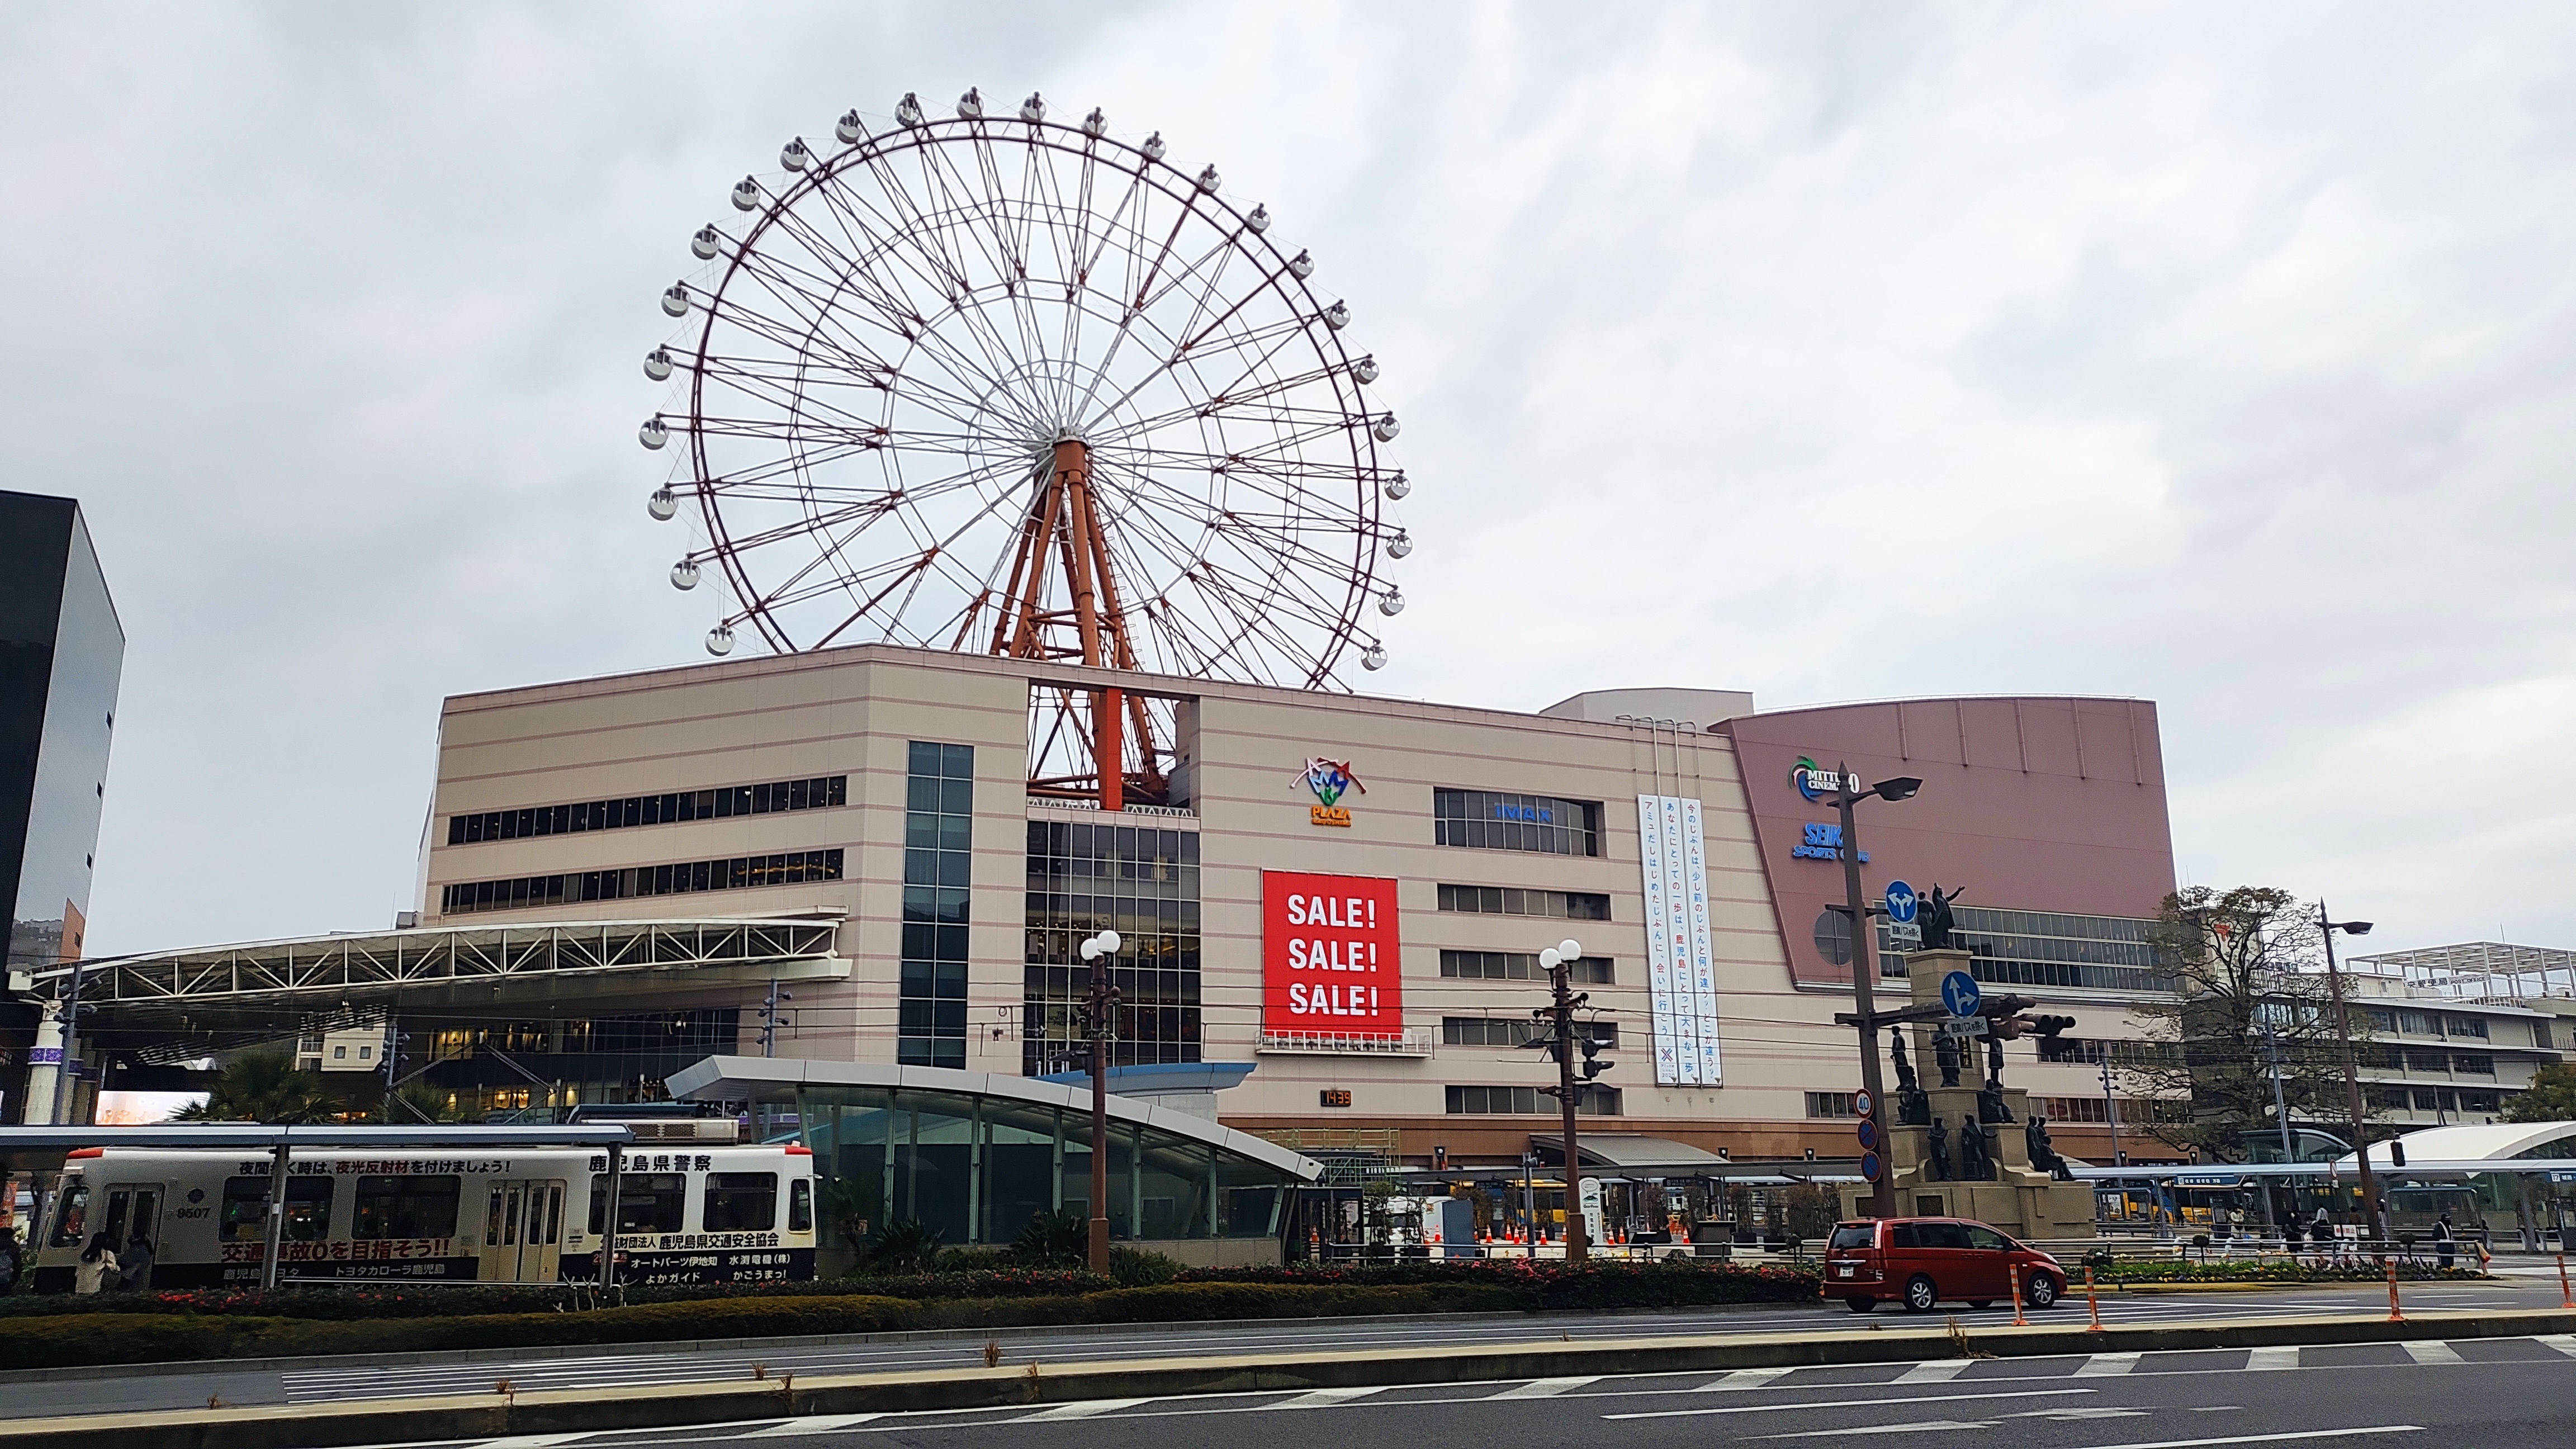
[2260,1018,2294,1227]
[757,980,792,1058]
[2318,901,2381,1243]
[1524,937,1604,1262]
[1079,930,1123,1274]
[1829,764,1919,1219]
[2100,1056,2124,1168]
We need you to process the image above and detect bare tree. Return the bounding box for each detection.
[2124,886,2374,1162]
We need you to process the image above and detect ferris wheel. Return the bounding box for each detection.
[638,88,1409,804]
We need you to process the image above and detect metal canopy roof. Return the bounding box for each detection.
[667,1055,1324,1183]
[22,917,847,1049]
[0,1123,638,1175]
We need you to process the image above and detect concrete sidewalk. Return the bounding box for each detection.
[4,1305,2572,1449]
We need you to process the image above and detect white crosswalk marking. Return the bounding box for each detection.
[1895,1359,1974,1382]
[1263,1387,1383,1410]
[2077,1352,2143,1377]
[1017,1398,1148,1421]
[746,1416,884,1437]
[2401,1341,2464,1365]
[1697,1367,1794,1391]
[2246,1346,2300,1371]
[467,1437,594,1448]
[1489,1377,1600,1399]
[2537,1334,2576,1358]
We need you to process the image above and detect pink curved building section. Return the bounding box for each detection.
[1713,697,2176,989]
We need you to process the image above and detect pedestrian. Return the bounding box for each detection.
[0,1232,20,1295]
[2434,1213,2455,1271]
[2282,1217,2303,1255]
[118,1227,157,1292]
[72,1232,117,1295]
[2311,1208,2335,1267]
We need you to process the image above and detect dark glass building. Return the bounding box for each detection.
[1,491,122,1123]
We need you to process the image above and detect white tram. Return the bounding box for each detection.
[30,1133,819,1291]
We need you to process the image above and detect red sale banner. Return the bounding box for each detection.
[1263,871,1404,1039]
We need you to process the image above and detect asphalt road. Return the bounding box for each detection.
[395,1332,2576,1449]
[1,1277,2564,1422]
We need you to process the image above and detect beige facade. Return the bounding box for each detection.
[422,645,2174,1164]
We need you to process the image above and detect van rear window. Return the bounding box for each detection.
[1827,1225,1876,1251]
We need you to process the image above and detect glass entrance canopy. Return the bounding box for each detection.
[666,1057,1320,1249]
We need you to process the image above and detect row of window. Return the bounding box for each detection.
[1433,789,1603,858]
[2389,1049,2497,1076]
[1439,950,1616,984]
[2367,1086,2508,1114]
[447,776,847,845]
[2037,1096,2191,1125]
[1805,1092,1859,1119]
[2035,1037,2180,1067]
[192,1170,797,1244]
[1440,1016,1621,1048]
[900,742,976,1070]
[1024,793,1205,1077]
[438,849,844,915]
[591,1173,815,1235]
[1445,1084,1622,1116]
[2361,1006,2498,1041]
[1435,884,1612,920]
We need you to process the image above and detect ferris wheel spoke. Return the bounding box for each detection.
[699,356,994,442]
[1077,309,1316,439]
[724,219,929,357]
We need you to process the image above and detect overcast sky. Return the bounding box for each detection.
[7,2,2571,961]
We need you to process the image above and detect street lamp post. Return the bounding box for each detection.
[1078,929,1124,1275]
[2317,902,2379,1244]
[1827,765,1922,1219]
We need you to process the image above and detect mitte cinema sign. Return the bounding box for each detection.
[1262,870,1404,1039]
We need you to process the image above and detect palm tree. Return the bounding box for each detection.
[174,1051,338,1124]
[374,1081,467,1124]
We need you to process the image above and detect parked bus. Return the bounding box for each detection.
[28,1133,818,1291]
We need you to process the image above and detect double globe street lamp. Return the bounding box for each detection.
[1078,929,1123,1273]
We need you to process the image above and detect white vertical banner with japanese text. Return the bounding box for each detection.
[1637,793,1721,1087]
[1637,795,1680,1084]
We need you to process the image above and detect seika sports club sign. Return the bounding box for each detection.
[1262,870,1403,1039]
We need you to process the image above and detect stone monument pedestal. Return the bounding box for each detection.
[1838,949,2097,1240]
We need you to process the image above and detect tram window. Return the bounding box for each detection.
[588,1173,687,1234]
[354,1176,461,1239]
[788,1178,814,1234]
[48,1182,91,1248]
[703,1173,778,1232]
[221,1176,335,1243]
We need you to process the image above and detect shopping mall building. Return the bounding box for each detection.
[326,645,2176,1168]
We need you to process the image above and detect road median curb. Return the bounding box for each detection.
[4,1306,2568,1449]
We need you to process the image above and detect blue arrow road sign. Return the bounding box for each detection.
[1940,969,1982,1018]
[1884,880,1918,924]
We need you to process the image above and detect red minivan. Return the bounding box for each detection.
[1823,1217,2066,1314]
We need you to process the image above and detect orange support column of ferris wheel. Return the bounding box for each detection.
[990,438,1164,811]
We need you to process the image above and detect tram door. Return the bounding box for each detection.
[478,1179,567,1282]
[100,1184,164,1256]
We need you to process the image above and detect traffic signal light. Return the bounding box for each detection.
[2028,1015,2077,1036]
[1580,1034,1611,1079]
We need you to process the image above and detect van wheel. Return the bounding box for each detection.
[2026,1273,2059,1310]
[1845,1296,1876,1314]
[1902,1275,1939,1313]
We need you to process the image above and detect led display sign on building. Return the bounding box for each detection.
[1262,870,1404,1039]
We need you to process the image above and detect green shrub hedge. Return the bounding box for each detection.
[2095,1259,2488,1285]
[0,1262,1823,1371]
